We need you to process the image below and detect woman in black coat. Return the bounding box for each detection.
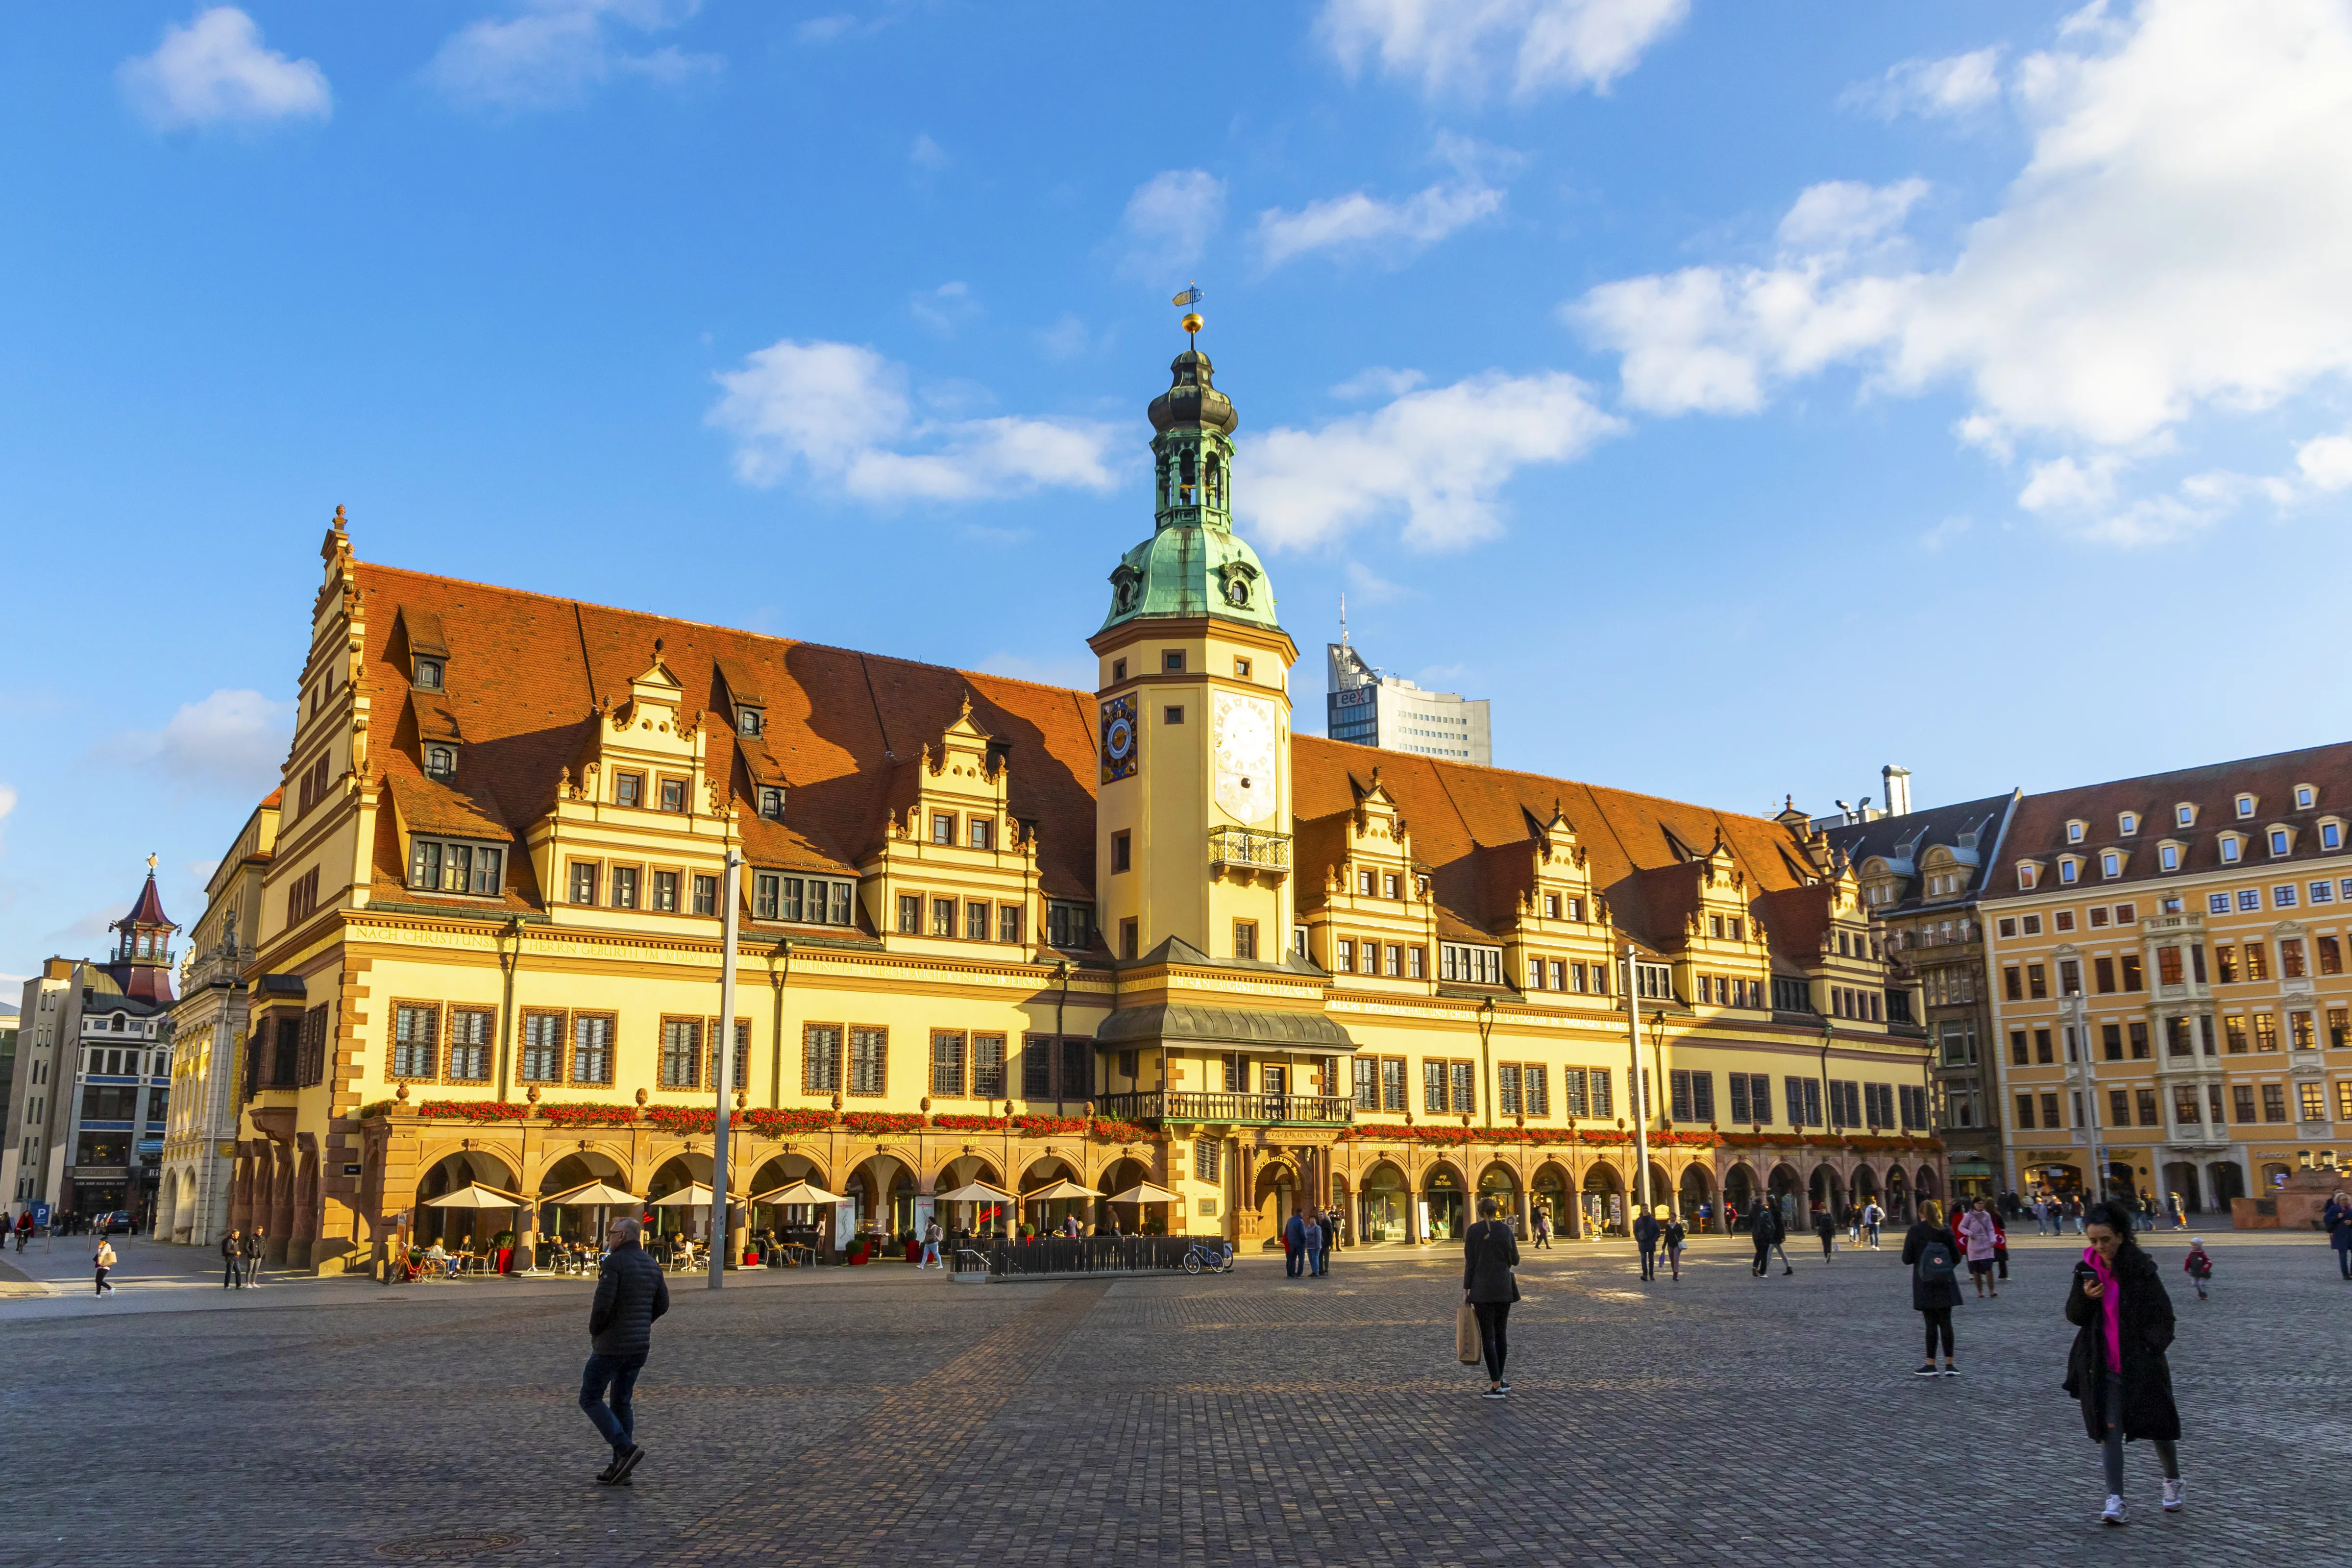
[2065,1200,2183,1525]
[1462,1196,1520,1399]
[1900,1198,1963,1377]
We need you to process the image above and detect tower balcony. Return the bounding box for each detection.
[1208,827,1290,875]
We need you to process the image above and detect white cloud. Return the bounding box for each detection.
[909,281,978,336]
[708,339,1120,504]
[1569,0,2352,538]
[1242,370,1623,551]
[119,7,331,131]
[909,133,948,170]
[799,14,856,43]
[1320,0,1688,100]
[1331,367,1426,400]
[2297,432,2352,491]
[1846,48,2004,119]
[95,690,294,793]
[1257,177,1503,269]
[1114,170,1225,279]
[429,0,718,111]
[1036,314,1092,361]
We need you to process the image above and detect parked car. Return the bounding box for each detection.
[96,1211,132,1235]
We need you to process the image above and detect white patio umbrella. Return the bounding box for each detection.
[1104,1181,1182,1205]
[539,1180,639,1207]
[649,1183,716,1207]
[1023,1178,1101,1203]
[423,1184,527,1209]
[934,1181,1017,1203]
[747,1179,845,1206]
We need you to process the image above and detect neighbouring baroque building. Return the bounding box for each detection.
[1831,790,2020,1201]
[158,790,282,1247]
[1984,743,2352,1213]
[228,338,1945,1275]
[3,866,179,1223]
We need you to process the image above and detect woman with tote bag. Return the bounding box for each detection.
[1462,1196,1520,1398]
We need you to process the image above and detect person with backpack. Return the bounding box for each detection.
[2066,1200,2184,1524]
[1863,1199,1885,1250]
[1462,1195,1520,1399]
[1902,1198,1962,1377]
[1632,1205,1660,1281]
[2181,1238,2213,1301]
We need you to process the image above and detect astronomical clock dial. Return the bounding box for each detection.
[1100,695,1138,784]
[1213,691,1279,824]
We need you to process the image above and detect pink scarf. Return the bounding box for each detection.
[2083,1246,2121,1372]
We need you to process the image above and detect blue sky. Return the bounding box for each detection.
[5,0,2352,975]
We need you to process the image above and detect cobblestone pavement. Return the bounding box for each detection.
[1,1230,2343,1568]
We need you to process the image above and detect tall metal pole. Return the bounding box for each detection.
[1623,945,1652,1218]
[709,849,740,1290]
[2068,990,2107,1203]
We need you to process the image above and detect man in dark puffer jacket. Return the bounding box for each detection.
[583,1216,669,1486]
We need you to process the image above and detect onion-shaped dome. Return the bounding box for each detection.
[1147,350,1238,434]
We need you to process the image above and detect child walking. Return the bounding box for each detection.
[2181,1238,2212,1301]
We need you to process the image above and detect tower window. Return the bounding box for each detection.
[1111,659,1127,683]
[1164,706,1184,724]
[1233,920,1257,960]
[1163,651,1185,672]
[1233,657,1251,678]
[1112,831,1131,873]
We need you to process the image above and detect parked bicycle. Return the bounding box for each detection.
[1182,1239,1234,1275]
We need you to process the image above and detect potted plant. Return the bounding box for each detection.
[492,1229,515,1273]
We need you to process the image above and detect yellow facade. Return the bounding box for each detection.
[226,356,1944,1276]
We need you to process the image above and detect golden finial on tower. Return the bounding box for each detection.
[1172,282,1204,347]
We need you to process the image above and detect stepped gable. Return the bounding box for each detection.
[354,562,1102,906]
[1290,735,1814,952]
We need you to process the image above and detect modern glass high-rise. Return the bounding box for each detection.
[1325,635,1491,765]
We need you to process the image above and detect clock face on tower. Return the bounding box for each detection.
[1100,695,1138,784]
[1213,690,1279,824]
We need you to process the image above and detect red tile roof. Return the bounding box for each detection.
[1985,740,2352,897]
[351,557,1823,954]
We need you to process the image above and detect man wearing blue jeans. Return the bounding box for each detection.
[582,1216,668,1487]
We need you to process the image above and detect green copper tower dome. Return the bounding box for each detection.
[1099,344,1281,635]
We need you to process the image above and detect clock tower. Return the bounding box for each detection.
[1088,330,1298,965]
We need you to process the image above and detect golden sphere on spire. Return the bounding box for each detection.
[1181,311,1204,335]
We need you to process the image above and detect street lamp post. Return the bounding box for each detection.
[1621,945,1652,1216]
[709,848,741,1291]
[1476,997,1496,1131]
[2066,990,2109,1203]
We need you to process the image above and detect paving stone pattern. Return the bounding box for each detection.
[0,1231,2343,1568]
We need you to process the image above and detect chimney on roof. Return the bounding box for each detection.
[1882,764,1913,817]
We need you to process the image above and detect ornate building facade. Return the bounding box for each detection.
[228,342,1944,1274]
[1983,744,2352,1212]
[159,791,281,1247]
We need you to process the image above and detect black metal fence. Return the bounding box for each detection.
[966,1235,1198,1277]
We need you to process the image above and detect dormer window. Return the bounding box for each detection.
[758,787,785,821]
[2101,850,2123,878]
[2175,803,2196,828]
[2118,812,2138,835]
[2269,826,2293,857]
[2296,784,2316,809]
[736,706,763,738]
[2158,842,2181,872]
[2322,819,2344,852]
[424,745,456,781]
[414,658,443,691]
[2236,794,2257,819]
[2058,857,2080,884]
[2065,820,2086,844]
[2220,834,2242,863]
[2018,863,2040,890]
[410,836,502,896]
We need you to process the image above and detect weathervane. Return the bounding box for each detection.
[1171,281,1203,346]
